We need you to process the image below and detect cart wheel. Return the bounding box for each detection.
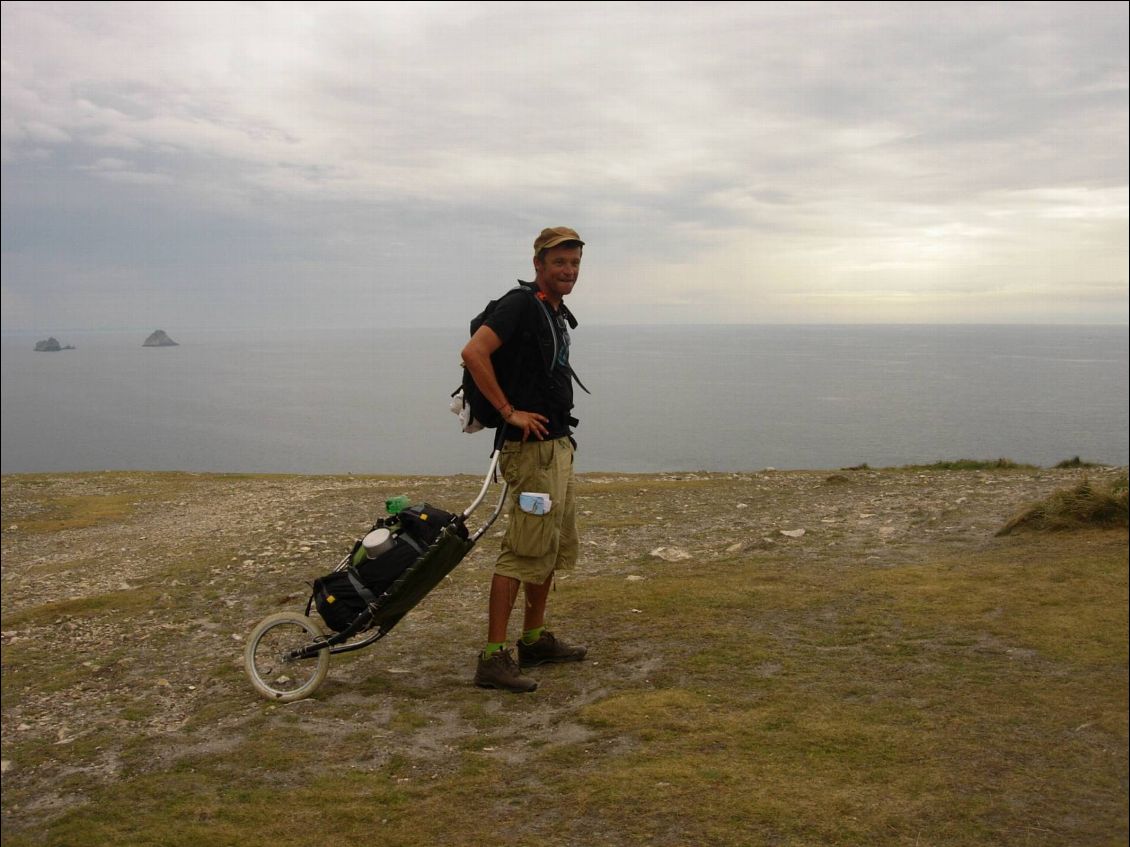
[245,612,330,702]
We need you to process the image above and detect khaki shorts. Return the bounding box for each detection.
[494,437,577,584]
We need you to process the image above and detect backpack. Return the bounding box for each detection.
[450,283,588,435]
[450,285,535,434]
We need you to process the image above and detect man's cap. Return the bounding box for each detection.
[534,226,584,255]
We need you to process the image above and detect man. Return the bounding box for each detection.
[461,226,589,693]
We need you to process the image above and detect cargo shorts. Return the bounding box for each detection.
[494,436,577,584]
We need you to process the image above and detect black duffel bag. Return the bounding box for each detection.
[352,531,424,597]
[397,503,459,546]
[311,569,372,633]
[310,504,461,632]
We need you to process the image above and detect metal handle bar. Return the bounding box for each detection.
[463,450,501,519]
[465,450,508,543]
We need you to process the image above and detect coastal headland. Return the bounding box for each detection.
[2,465,1127,845]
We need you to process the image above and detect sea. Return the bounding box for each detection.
[2,325,1127,476]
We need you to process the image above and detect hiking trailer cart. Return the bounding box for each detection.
[244,453,508,702]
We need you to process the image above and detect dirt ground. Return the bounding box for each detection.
[1,464,1124,831]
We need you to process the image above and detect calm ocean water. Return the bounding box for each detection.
[2,325,1127,475]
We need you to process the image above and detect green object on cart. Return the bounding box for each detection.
[385,495,411,515]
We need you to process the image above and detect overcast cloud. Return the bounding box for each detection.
[2,1,1127,331]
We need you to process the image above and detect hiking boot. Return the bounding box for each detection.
[517,631,587,668]
[474,648,538,693]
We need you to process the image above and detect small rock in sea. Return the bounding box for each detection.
[736,503,749,509]
[626,575,646,582]
[779,528,806,538]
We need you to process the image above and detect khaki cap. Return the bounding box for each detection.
[533,226,584,255]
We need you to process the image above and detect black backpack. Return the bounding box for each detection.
[451,283,588,434]
[451,285,534,433]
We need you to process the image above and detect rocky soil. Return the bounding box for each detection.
[1,464,1124,831]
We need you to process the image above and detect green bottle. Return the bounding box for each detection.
[385,495,410,515]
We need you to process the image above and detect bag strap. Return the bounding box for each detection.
[398,532,426,556]
[566,363,590,394]
[346,567,380,608]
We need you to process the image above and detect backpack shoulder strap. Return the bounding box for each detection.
[517,280,591,394]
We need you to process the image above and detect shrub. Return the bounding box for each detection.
[1054,456,1099,469]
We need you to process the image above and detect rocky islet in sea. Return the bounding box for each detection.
[142,330,179,347]
[33,337,75,352]
[32,330,178,350]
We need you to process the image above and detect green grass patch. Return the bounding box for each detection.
[900,458,1038,471]
[0,471,280,533]
[1055,456,1103,468]
[1,586,169,629]
[555,535,1128,845]
[13,493,140,533]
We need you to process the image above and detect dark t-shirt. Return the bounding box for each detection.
[483,287,575,441]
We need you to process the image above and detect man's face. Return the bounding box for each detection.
[533,245,583,302]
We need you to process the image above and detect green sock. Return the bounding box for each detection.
[483,642,505,658]
[521,626,545,645]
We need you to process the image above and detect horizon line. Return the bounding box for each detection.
[3,320,1129,336]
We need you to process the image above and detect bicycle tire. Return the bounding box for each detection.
[244,611,330,702]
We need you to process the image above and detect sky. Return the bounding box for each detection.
[1,1,1127,332]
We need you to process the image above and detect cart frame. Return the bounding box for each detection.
[244,452,509,701]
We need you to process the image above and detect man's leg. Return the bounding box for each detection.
[516,572,586,668]
[521,572,553,634]
[475,572,538,692]
[488,573,521,644]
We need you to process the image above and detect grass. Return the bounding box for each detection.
[0,586,171,629]
[13,493,141,533]
[900,458,1039,471]
[998,473,1129,536]
[4,530,1126,846]
[3,472,216,534]
[1055,456,1102,469]
[847,458,1108,472]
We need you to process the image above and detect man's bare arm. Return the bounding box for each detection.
[461,326,549,441]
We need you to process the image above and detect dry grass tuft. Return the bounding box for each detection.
[997,474,1129,536]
